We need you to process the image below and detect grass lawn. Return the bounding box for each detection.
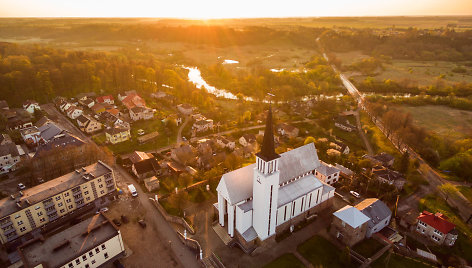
[297,235,352,268]
[263,253,305,268]
[418,194,472,237]
[371,251,433,268]
[352,238,385,258]
[396,105,472,139]
[457,186,472,203]
[360,110,399,156]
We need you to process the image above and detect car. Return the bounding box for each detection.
[138,219,147,228]
[121,215,129,224]
[137,129,145,136]
[112,219,122,226]
[182,136,187,141]
[350,191,361,198]
[128,184,138,197]
[98,207,109,213]
[18,183,26,190]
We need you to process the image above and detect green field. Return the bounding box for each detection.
[263,253,305,268]
[352,238,385,258]
[396,105,472,139]
[297,235,353,268]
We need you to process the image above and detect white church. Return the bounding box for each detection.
[216,106,335,247]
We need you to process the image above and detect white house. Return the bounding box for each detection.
[192,119,213,133]
[355,198,391,238]
[22,100,40,114]
[20,127,42,146]
[0,143,23,173]
[60,102,72,112]
[314,161,341,185]
[129,107,154,121]
[239,134,257,147]
[216,107,334,247]
[177,103,194,115]
[216,136,235,151]
[66,106,83,119]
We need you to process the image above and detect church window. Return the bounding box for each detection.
[309,193,312,208]
[301,197,304,211]
[284,206,287,221]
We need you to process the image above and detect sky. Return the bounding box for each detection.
[1,0,471,18]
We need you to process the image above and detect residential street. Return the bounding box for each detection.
[41,103,200,268]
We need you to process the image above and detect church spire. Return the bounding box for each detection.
[256,105,280,162]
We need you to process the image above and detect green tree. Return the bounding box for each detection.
[304,136,316,145]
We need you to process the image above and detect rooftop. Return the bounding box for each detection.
[355,198,391,225]
[316,161,340,176]
[418,211,456,234]
[19,213,118,268]
[0,162,112,218]
[333,205,370,229]
[0,143,20,157]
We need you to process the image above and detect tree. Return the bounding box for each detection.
[398,151,410,173]
[437,183,458,201]
[340,246,351,265]
[178,173,193,190]
[168,191,189,215]
[304,136,316,145]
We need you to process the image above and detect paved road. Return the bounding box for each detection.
[354,108,374,154]
[114,165,200,268]
[177,116,191,143]
[41,103,200,267]
[322,51,472,222]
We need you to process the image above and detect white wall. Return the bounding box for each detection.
[235,206,252,234]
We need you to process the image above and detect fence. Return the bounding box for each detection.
[149,198,195,234]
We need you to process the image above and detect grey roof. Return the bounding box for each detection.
[20,127,40,136]
[19,214,118,268]
[38,123,64,141]
[217,143,321,205]
[0,143,20,157]
[34,133,85,157]
[315,161,340,176]
[241,226,258,242]
[76,115,89,124]
[0,162,111,218]
[322,183,335,195]
[355,198,392,225]
[238,200,253,212]
[34,116,51,128]
[333,205,370,229]
[278,174,322,207]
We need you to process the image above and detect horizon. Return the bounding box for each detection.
[1,0,472,19]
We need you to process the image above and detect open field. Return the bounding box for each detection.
[396,105,472,139]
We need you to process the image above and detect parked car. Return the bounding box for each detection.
[128,184,138,197]
[350,191,360,198]
[112,219,121,226]
[121,215,129,224]
[138,219,147,228]
[137,129,145,136]
[18,183,26,190]
[98,207,109,213]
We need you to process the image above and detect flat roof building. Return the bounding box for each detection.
[18,213,125,268]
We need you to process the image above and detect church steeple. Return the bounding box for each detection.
[256,105,280,162]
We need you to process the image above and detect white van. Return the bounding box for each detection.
[128,184,138,197]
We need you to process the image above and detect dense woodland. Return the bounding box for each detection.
[319,28,472,61]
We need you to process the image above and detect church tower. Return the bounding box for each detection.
[253,105,281,240]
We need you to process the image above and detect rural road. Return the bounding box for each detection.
[323,51,472,222]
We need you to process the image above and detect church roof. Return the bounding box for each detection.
[256,106,280,162]
[217,142,320,205]
[278,174,322,207]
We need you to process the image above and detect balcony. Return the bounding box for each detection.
[46,209,57,216]
[74,194,84,201]
[0,220,13,229]
[3,227,16,235]
[48,213,58,221]
[43,201,55,210]
[72,186,81,193]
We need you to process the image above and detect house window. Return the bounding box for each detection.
[55,196,61,201]
[89,252,93,257]
[84,191,89,195]
[102,244,106,250]
[17,220,23,225]
[37,211,43,216]
[60,209,65,213]
[95,248,100,254]
[68,263,73,268]
[58,202,63,207]
[82,255,87,261]
[66,199,71,203]
[69,205,73,209]
[65,192,69,197]
[91,260,96,264]
[100,190,105,195]
[104,253,109,259]
[433,229,443,236]
[418,221,427,227]
[76,259,80,265]
[86,197,91,201]
[99,184,103,188]
[85,264,90,268]
[19,227,26,232]
[40,218,46,223]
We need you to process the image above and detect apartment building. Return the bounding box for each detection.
[0,161,117,245]
[18,213,125,268]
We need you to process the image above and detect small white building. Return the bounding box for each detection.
[216,107,334,248]
[129,107,154,121]
[314,161,341,185]
[66,106,83,119]
[177,103,194,116]
[0,143,22,173]
[18,213,125,268]
[216,136,235,151]
[192,119,213,133]
[22,100,40,114]
[239,134,256,147]
[20,127,42,146]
